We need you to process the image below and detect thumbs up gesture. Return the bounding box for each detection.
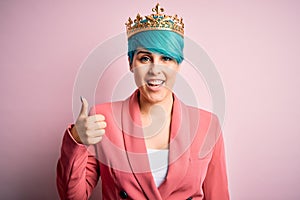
[71,97,106,145]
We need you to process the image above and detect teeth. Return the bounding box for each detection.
[147,80,163,85]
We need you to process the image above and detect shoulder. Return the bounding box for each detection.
[173,94,219,125]
[185,104,220,125]
[184,105,223,158]
[184,104,222,145]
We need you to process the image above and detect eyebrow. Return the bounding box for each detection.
[136,50,152,55]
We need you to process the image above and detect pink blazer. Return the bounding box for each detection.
[57,90,230,200]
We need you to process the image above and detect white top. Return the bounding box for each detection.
[147,148,169,187]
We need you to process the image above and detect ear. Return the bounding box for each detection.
[128,57,133,73]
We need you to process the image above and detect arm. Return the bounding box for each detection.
[56,125,100,200]
[203,119,230,200]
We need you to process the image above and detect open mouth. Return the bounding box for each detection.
[146,79,165,88]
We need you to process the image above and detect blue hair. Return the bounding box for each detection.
[127,30,184,65]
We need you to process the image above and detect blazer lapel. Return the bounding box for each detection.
[121,91,194,199]
[158,95,192,198]
[121,91,162,199]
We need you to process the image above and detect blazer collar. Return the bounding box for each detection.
[121,90,192,199]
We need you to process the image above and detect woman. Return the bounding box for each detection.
[57,3,229,200]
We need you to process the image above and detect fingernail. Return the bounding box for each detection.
[80,96,83,102]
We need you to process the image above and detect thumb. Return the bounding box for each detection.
[79,96,89,117]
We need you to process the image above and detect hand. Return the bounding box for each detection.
[71,97,106,145]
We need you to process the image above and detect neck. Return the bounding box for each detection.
[139,93,174,117]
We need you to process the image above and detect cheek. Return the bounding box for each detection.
[166,72,178,90]
[165,68,178,83]
[133,68,146,87]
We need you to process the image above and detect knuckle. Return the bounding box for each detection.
[85,130,92,137]
[96,136,103,143]
[98,121,106,128]
[97,114,105,121]
[99,129,105,135]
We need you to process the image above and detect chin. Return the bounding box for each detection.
[139,86,172,104]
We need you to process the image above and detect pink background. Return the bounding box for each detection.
[1,0,300,199]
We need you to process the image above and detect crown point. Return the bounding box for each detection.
[126,3,184,38]
[134,13,143,25]
[125,17,133,27]
[152,3,164,14]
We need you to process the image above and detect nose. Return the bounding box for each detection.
[148,63,161,75]
[148,56,162,75]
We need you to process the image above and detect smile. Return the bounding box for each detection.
[147,79,164,86]
[146,79,165,89]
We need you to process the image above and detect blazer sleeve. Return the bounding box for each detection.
[202,119,230,200]
[56,125,100,200]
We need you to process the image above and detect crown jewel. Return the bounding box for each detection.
[126,3,184,38]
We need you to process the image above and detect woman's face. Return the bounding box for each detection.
[130,48,180,104]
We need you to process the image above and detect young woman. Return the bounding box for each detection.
[57,3,230,200]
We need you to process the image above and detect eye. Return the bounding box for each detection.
[139,56,151,63]
[162,56,173,62]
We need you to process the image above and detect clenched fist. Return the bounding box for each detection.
[71,97,106,145]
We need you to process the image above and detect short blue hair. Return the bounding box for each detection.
[127,30,184,65]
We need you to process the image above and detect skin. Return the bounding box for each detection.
[72,48,180,150]
[130,48,180,111]
[71,97,106,145]
[130,48,180,149]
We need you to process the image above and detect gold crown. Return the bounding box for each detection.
[125,3,184,38]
